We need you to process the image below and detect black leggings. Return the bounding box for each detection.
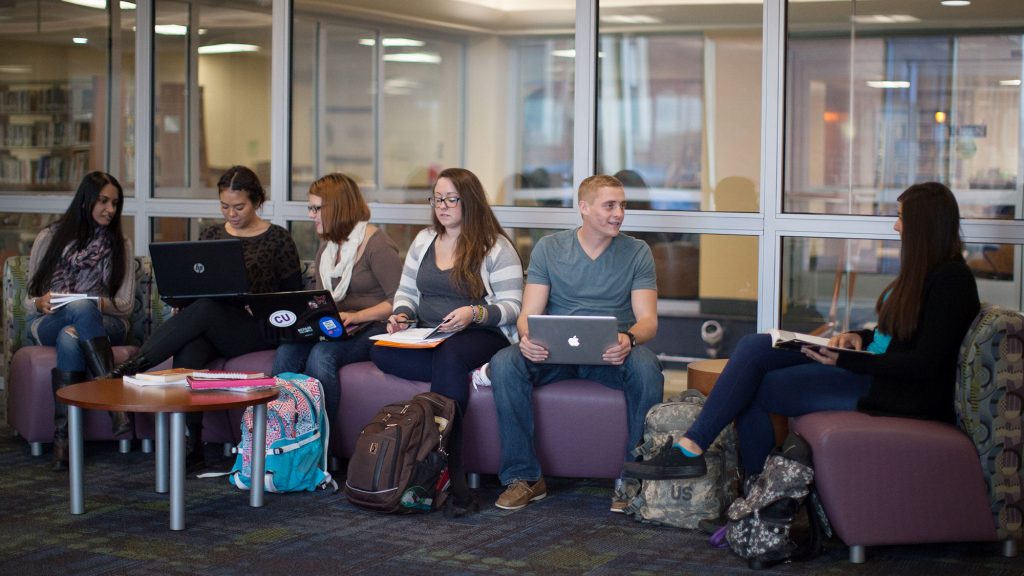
[139,298,278,432]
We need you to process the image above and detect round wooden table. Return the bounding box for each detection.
[686,358,789,446]
[57,378,278,530]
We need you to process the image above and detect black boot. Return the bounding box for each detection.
[52,368,87,471]
[79,336,131,436]
[109,353,152,379]
[185,416,206,474]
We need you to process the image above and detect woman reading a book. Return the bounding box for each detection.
[370,168,523,508]
[623,182,980,480]
[271,173,402,420]
[24,172,134,469]
[111,165,303,470]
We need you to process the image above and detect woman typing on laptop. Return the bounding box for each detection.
[24,172,134,469]
[109,165,303,471]
[271,173,402,421]
[370,168,524,509]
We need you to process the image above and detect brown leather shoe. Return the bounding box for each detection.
[495,478,547,510]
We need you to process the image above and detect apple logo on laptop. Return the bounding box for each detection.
[568,335,580,347]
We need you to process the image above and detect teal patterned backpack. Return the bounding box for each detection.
[956,305,1024,542]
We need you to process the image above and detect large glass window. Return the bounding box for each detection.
[597,2,763,212]
[0,0,109,193]
[786,2,1024,218]
[291,0,575,206]
[154,0,272,198]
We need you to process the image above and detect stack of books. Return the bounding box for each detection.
[186,371,277,392]
[122,369,277,391]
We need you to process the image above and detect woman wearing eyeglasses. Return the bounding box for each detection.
[371,168,523,508]
[271,173,402,421]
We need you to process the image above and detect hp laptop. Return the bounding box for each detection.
[527,315,619,365]
[247,290,358,342]
[149,240,250,307]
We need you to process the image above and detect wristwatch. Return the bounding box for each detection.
[621,330,637,348]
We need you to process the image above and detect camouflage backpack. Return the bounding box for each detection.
[622,389,740,529]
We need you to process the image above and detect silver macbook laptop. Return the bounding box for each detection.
[247,290,361,342]
[149,239,250,307]
[527,315,619,365]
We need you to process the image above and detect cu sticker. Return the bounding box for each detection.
[269,310,297,327]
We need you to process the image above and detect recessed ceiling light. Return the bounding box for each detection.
[867,80,911,89]
[73,37,89,44]
[999,79,1022,86]
[940,1,971,6]
[600,15,663,25]
[358,38,425,47]
[0,65,32,74]
[382,53,442,64]
[851,15,920,24]
[62,0,136,9]
[198,43,260,55]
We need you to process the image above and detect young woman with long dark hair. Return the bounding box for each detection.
[25,171,133,469]
[624,182,981,480]
[111,165,303,471]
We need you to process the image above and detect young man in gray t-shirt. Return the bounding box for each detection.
[488,174,664,511]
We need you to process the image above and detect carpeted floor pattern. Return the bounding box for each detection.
[0,426,1019,576]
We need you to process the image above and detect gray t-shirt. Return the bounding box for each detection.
[415,240,488,328]
[527,228,657,331]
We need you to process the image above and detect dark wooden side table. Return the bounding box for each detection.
[56,378,278,530]
[686,359,789,446]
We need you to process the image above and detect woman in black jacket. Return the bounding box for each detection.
[625,182,980,478]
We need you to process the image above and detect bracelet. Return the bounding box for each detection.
[471,305,485,324]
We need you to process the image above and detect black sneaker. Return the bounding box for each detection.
[621,437,707,480]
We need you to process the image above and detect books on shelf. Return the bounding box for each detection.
[768,329,873,355]
[49,293,98,310]
[370,327,454,349]
[186,374,277,391]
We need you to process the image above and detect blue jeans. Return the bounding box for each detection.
[26,299,127,373]
[370,327,510,412]
[272,323,385,419]
[490,343,664,485]
[685,333,872,474]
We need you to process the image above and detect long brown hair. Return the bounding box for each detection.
[876,182,964,340]
[430,168,511,298]
[309,173,371,244]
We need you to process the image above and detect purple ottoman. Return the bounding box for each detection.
[337,361,630,479]
[791,411,997,562]
[8,345,140,454]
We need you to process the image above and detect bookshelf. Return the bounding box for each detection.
[0,79,100,191]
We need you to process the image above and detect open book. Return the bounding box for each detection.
[370,327,454,349]
[50,293,98,310]
[769,329,873,355]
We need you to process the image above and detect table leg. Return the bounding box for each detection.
[68,405,85,515]
[250,403,267,508]
[155,412,168,494]
[169,412,186,530]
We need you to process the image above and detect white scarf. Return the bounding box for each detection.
[319,221,368,303]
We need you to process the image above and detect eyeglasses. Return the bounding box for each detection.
[428,196,461,208]
[307,205,322,214]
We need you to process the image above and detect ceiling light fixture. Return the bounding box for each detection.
[382,53,442,64]
[61,0,136,9]
[940,1,971,6]
[1000,79,1022,86]
[600,15,663,25]
[851,15,920,24]
[198,44,260,55]
[866,80,911,89]
[73,37,89,44]
[359,38,425,47]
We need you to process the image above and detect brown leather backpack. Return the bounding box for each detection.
[344,392,456,513]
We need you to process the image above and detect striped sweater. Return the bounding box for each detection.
[392,228,524,343]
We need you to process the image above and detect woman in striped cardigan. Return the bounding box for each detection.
[371,167,523,415]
